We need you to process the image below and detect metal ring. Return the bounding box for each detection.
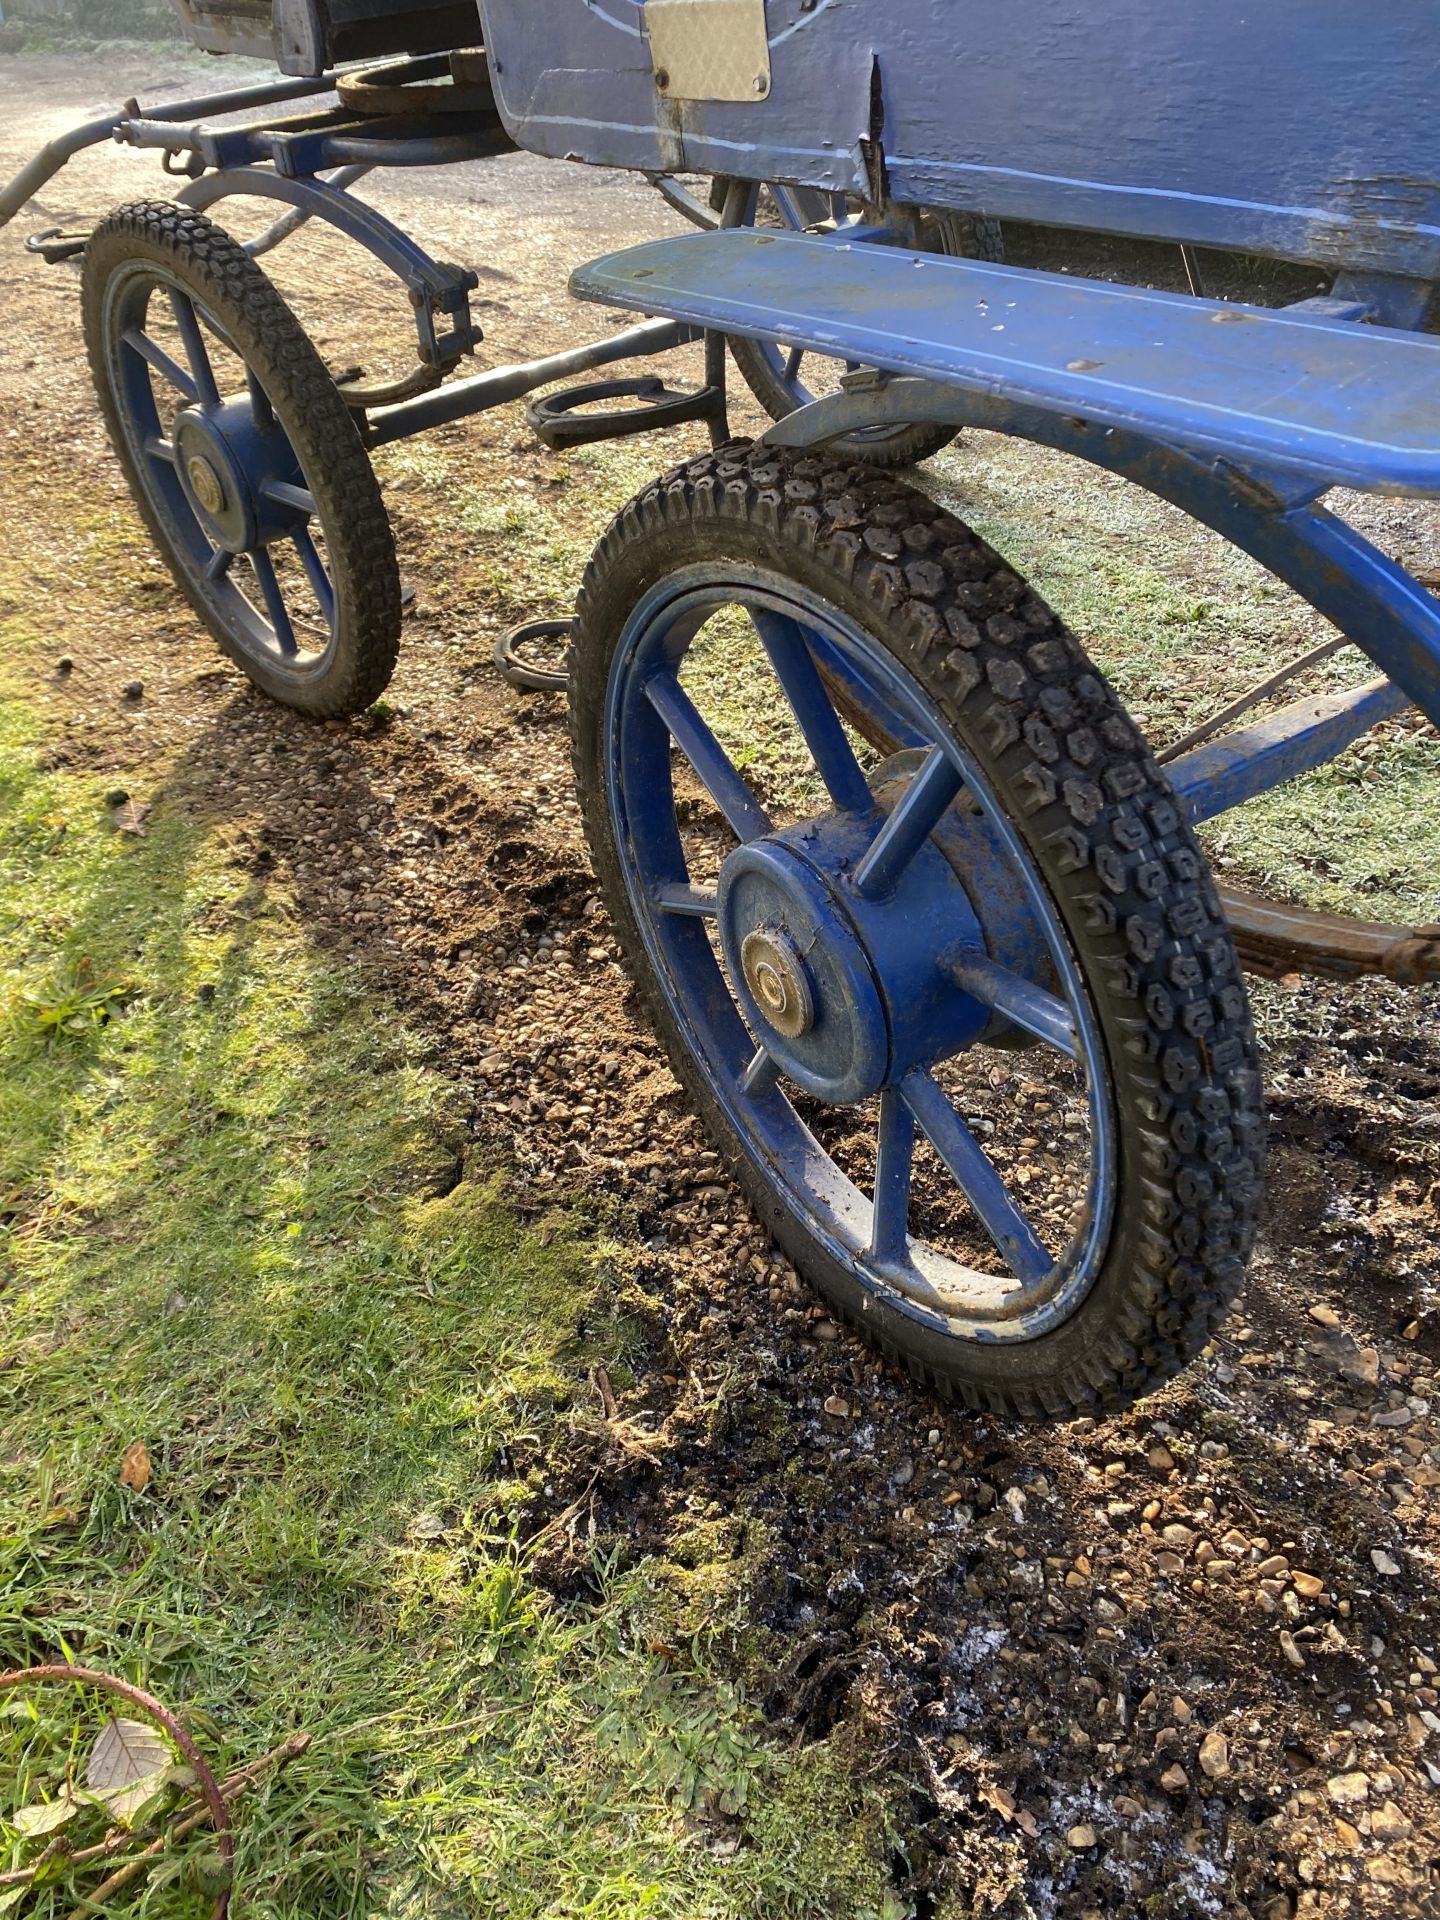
[493,618,571,691]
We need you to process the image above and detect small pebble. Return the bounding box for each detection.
[121,679,144,700]
[1371,1799,1413,1840]
[1199,1730,1230,1779]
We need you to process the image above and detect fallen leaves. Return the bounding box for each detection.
[119,1441,151,1492]
[979,1782,1039,1836]
[110,799,150,836]
[13,1792,78,1836]
[87,1716,176,1826]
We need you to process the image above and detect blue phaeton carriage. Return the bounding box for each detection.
[5,2,1438,1419]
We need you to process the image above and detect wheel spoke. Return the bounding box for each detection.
[291,525,335,626]
[948,952,1079,1058]
[247,546,298,655]
[247,369,276,433]
[261,479,317,515]
[122,328,197,402]
[749,610,874,813]
[853,746,963,898]
[902,1070,1052,1284]
[741,1047,780,1095]
[645,671,772,841]
[782,345,806,387]
[144,434,177,466]
[167,291,221,406]
[869,1089,915,1265]
[204,547,233,582]
[653,882,718,918]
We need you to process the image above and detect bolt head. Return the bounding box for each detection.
[186,454,224,517]
[740,926,814,1039]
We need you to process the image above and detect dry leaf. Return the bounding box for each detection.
[86,1717,171,1825]
[112,800,150,836]
[88,1716,169,1791]
[119,1440,151,1491]
[980,1783,1016,1822]
[14,1792,77,1836]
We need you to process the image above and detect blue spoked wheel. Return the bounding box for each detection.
[82,202,401,717]
[569,445,1265,1418]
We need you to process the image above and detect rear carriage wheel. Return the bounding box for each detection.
[82,202,400,717]
[569,444,1265,1418]
[707,179,1002,467]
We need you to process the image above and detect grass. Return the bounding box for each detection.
[0,697,905,1919]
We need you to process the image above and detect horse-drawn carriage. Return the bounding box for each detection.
[4,1,1437,1418]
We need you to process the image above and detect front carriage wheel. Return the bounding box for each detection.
[569,444,1265,1419]
[82,202,401,717]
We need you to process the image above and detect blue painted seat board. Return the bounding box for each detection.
[571,230,1440,494]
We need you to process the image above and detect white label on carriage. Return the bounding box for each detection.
[646,0,772,103]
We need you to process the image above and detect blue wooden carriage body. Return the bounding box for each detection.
[478,0,1440,281]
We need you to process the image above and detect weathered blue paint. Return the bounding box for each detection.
[1166,677,1413,823]
[181,167,482,368]
[102,261,335,668]
[479,0,1440,277]
[0,70,343,233]
[573,229,1440,496]
[603,563,1118,1333]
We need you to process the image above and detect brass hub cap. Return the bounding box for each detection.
[739,926,814,1039]
[186,454,225,517]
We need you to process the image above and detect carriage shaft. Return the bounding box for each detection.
[0,72,341,232]
[362,317,696,447]
[1165,677,1411,823]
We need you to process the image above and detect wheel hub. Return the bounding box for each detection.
[185,453,225,517]
[718,805,1009,1104]
[172,397,307,555]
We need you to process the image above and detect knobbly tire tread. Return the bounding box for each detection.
[569,442,1266,1421]
[82,200,400,717]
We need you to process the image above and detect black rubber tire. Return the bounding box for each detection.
[82,201,401,718]
[569,443,1266,1420]
[710,182,999,468]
